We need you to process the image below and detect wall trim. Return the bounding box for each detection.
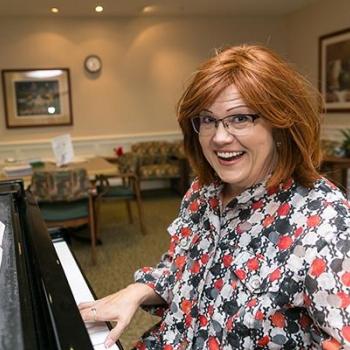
[0,131,182,146]
[0,131,183,162]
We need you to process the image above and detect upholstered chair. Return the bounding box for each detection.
[29,168,97,263]
[121,140,189,195]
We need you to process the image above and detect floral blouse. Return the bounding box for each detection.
[133,177,350,349]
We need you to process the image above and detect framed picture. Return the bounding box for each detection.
[1,68,73,128]
[319,27,350,112]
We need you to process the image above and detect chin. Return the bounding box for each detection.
[216,172,246,186]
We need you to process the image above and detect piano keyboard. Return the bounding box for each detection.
[53,240,120,350]
[0,221,4,268]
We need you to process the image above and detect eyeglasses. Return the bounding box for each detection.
[191,114,260,136]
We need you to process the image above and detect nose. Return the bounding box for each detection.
[212,121,235,144]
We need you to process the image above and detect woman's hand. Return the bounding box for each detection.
[78,283,163,348]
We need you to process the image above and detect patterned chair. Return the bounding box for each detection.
[121,140,189,195]
[29,168,97,263]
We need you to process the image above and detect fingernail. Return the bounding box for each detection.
[104,339,114,348]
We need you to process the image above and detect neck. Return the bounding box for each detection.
[221,174,270,208]
[221,184,241,208]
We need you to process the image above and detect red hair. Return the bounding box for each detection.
[177,44,323,188]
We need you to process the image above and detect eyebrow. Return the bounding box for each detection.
[227,104,249,112]
[202,104,249,114]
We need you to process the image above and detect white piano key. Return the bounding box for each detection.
[0,221,5,247]
[94,343,120,350]
[89,328,110,345]
[53,241,121,350]
[54,241,94,303]
[86,323,108,333]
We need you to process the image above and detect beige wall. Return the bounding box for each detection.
[287,0,350,140]
[0,16,287,143]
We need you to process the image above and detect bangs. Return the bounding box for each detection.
[180,70,233,120]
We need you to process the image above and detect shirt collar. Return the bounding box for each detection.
[204,176,295,207]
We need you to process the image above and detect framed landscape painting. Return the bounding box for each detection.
[1,68,73,128]
[319,27,350,112]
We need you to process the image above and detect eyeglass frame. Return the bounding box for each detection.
[190,113,260,136]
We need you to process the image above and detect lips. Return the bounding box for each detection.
[216,151,245,161]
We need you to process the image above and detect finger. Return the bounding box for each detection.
[80,307,97,322]
[78,301,95,310]
[80,309,90,322]
[104,321,125,348]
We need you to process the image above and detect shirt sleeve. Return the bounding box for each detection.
[304,210,350,349]
[133,182,196,316]
[134,250,174,316]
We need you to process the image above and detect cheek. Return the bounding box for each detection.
[254,138,276,163]
[248,134,275,159]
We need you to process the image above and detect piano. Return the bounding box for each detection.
[0,179,123,350]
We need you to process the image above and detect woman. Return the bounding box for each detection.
[80,45,350,349]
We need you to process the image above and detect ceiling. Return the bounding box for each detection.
[0,0,320,17]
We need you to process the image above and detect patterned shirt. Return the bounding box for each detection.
[133,177,350,349]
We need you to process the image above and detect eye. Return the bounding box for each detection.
[200,115,215,124]
[229,114,252,123]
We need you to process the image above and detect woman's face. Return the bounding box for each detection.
[199,84,277,196]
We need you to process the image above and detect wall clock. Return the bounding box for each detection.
[84,55,102,73]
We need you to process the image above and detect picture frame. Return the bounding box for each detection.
[319,27,350,113]
[1,68,73,128]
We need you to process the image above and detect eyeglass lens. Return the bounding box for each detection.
[192,114,259,135]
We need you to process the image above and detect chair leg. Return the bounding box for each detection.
[133,178,147,235]
[94,200,103,245]
[94,200,100,242]
[126,200,133,223]
[88,195,97,264]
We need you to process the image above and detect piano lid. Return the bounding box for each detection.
[0,193,24,349]
[0,180,95,350]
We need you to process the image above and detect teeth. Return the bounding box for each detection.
[217,151,244,159]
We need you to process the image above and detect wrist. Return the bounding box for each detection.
[125,283,155,306]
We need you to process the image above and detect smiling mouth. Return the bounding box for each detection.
[216,151,245,161]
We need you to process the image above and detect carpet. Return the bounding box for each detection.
[70,191,182,349]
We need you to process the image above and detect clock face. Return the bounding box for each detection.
[84,55,102,73]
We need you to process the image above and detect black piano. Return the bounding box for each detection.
[0,179,123,350]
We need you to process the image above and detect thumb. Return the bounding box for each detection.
[104,321,125,348]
